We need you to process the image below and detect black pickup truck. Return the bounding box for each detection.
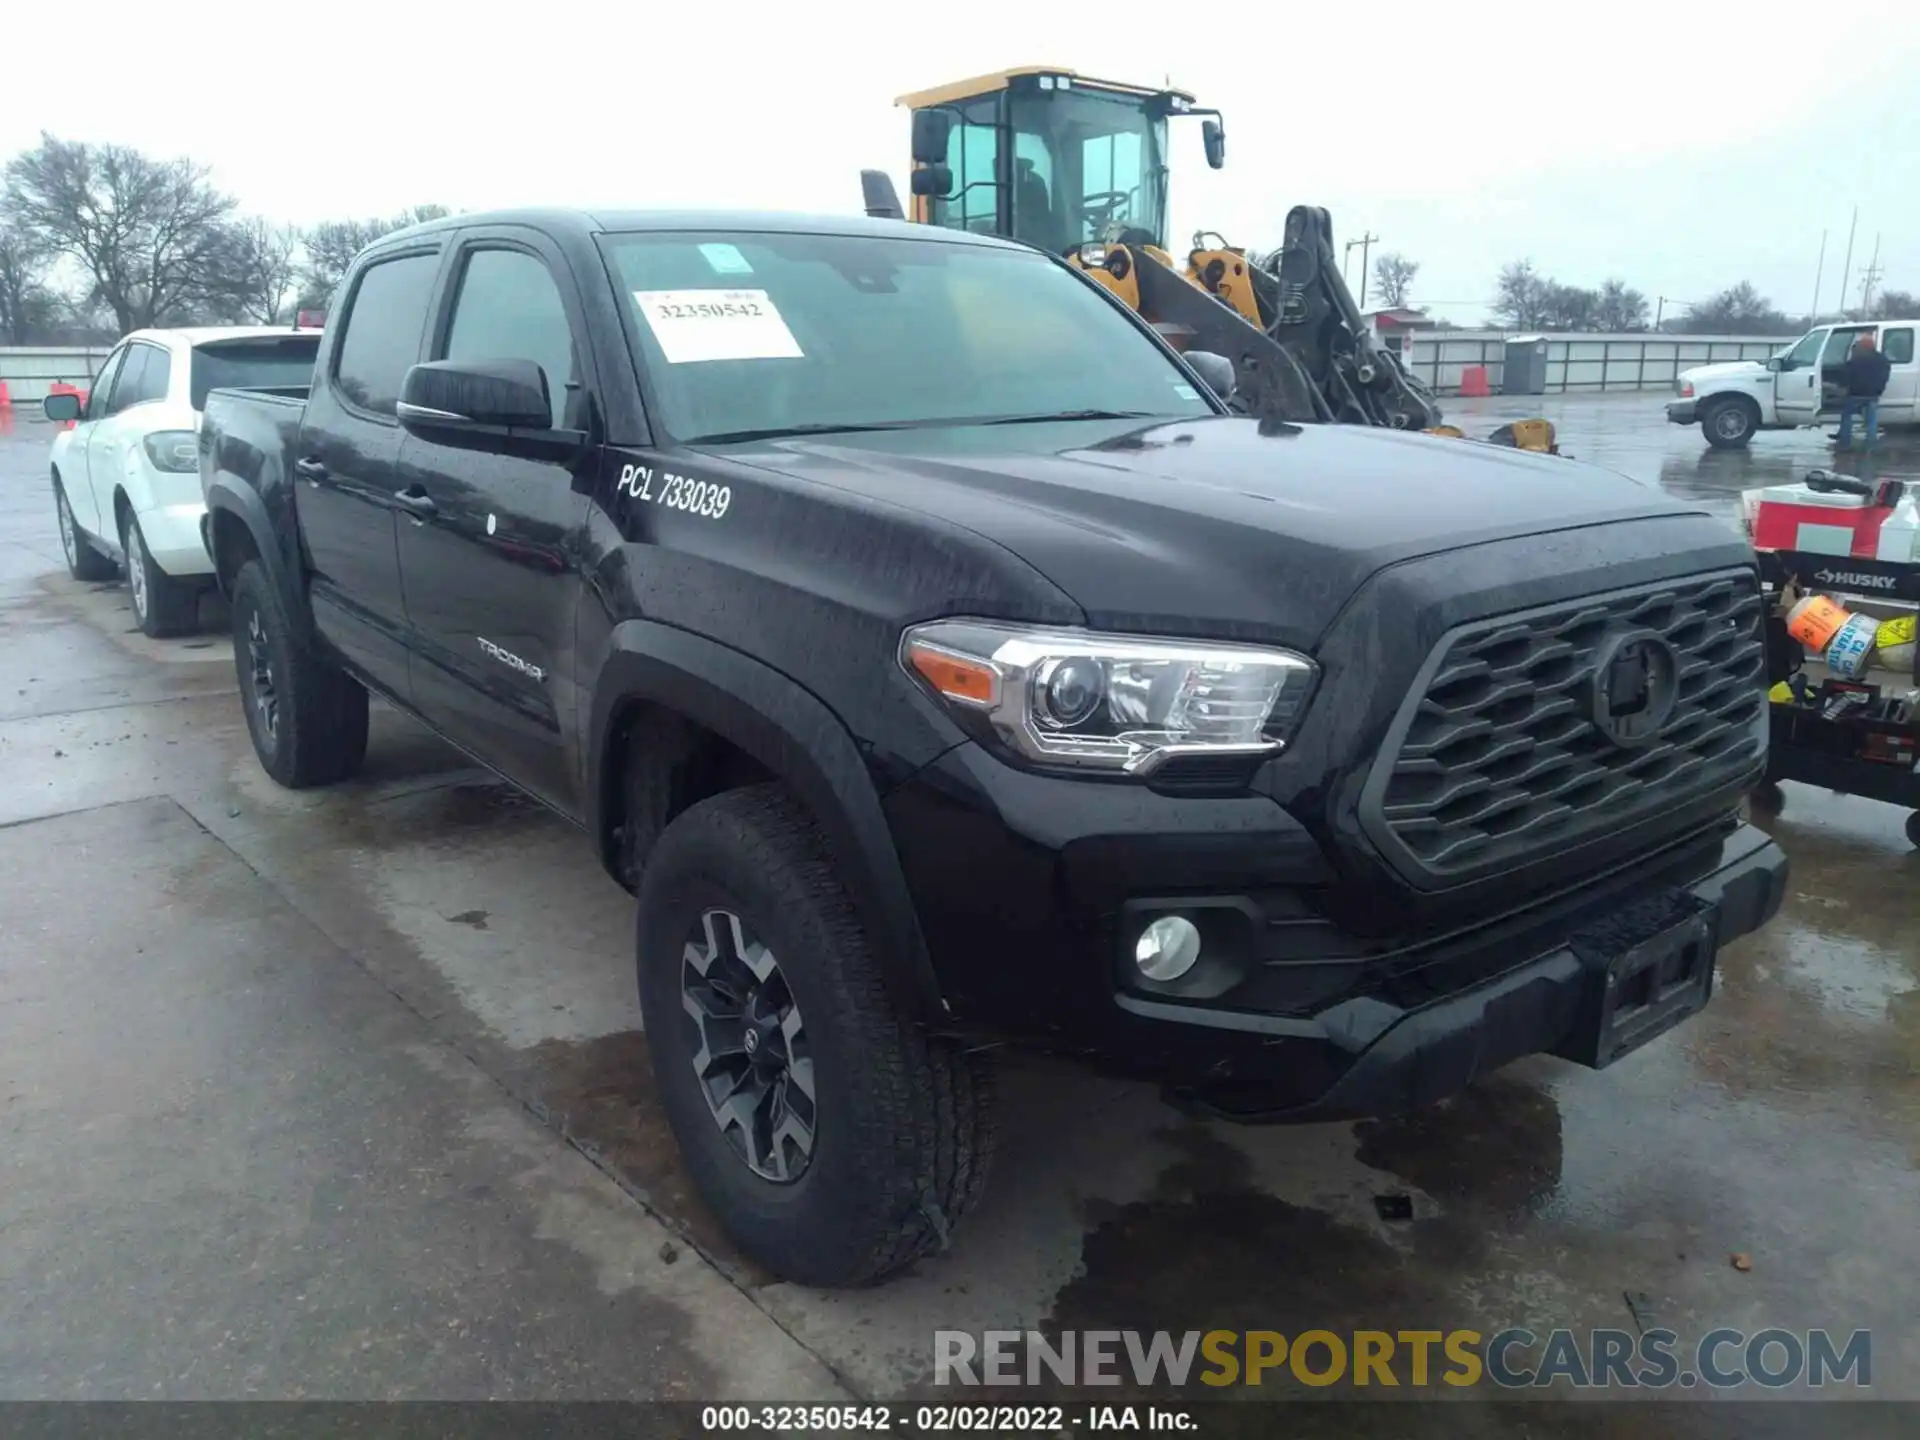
[199,207,1787,1287]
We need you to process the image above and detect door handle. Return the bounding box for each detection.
[392,486,438,519]
[294,458,328,484]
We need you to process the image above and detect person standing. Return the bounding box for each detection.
[1837,332,1892,452]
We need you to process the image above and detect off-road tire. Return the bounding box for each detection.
[1701,397,1758,449]
[121,511,201,638]
[230,560,369,788]
[53,475,117,582]
[636,782,994,1287]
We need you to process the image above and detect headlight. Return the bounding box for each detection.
[901,620,1317,776]
[142,431,198,473]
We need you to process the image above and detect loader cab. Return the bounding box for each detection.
[897,67,1225,258]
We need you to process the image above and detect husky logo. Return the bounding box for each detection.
[1813,568,1899,593]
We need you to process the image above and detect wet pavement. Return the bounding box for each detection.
[2,397,1917,1425]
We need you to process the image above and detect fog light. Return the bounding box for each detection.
[1134,915,1201,981]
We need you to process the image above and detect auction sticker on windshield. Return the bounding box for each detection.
[633,289,802,364]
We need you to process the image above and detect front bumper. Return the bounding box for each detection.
[1666,399,1698,425]
[884,741,1787,1121]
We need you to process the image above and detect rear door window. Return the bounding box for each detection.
[191,336,321,409]
[332,253,441,416]
[1882,328,1915,366]
[107,343,169,414]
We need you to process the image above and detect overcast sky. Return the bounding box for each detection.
[6,0,1917,324]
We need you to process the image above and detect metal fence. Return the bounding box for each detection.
[1403,332,1797,396]
[2,334,1800,409]
[0,347,109,408]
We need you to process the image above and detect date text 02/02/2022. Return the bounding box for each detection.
[698,1404,1194,1432]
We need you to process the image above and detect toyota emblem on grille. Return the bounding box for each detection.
[1589,631,1679,747]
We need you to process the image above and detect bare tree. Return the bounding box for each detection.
[295,204,452,311]
[1372,252,1419,308]
[0,208,61,344]
[1684,282,1793,336]
[1595,278,1650,332]
[1872,288,1917,320]
[1493,260,1551,329]
[213,217,299,323]
[3,133,238,332]
[1540,282,1600,331]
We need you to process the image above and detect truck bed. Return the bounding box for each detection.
[198,386,311,527]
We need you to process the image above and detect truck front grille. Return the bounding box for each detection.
[1361,570,1765,886]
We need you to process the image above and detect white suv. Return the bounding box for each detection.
[1667,318,1918,449]
[45,326,320,635]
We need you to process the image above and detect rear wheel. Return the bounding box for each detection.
[121,511,201,638]
[636,783,994,1287]
[1701,397,1758,449]
[1906,811,1920,849]
[230,560,369,788]
[53,476,116,582]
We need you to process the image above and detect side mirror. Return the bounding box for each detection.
[1201,118,1225,170]
[1185,350,1236,400]
[909,164,953,198]
[910,109,953,166]
[42,392,82,423]
[397,359,582,460]
[1765,356,1784,372]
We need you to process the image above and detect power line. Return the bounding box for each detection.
[1857,234,1883,313]
[1343,232,1380,307]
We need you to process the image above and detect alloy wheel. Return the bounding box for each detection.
[244,607,279,744]
[680,908,816,1183]
[127,524,148,620]
[57,488,77,568]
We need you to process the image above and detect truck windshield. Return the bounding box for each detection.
[602,230,1213,445]
[190,336,321,410]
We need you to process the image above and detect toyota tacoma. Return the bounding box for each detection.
[198,208,1788,1287]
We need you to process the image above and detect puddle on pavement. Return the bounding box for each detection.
[506,1029,745,1274]
[1354,1076,1564,1220]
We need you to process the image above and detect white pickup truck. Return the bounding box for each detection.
[1667,318,1918,449]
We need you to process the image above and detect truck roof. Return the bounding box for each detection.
[371,207,1022,251]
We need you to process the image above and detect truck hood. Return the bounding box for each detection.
[712,415,1708,651]
[1681,359,1770,386]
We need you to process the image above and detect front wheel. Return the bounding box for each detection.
[229,560,369,788]
[1701,398,1758,449]
[121,511,201,638]
[636,783,995,1287]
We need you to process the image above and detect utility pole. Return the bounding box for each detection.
[1857,234,1883,315]
[1809,229,1827,323]
[1836,206,1858,318]
[1345,232,1380,307]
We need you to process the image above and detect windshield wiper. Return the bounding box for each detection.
[979,409,1159,426]
[686,420,943,445]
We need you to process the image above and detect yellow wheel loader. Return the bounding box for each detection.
[860,67,1556,454]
